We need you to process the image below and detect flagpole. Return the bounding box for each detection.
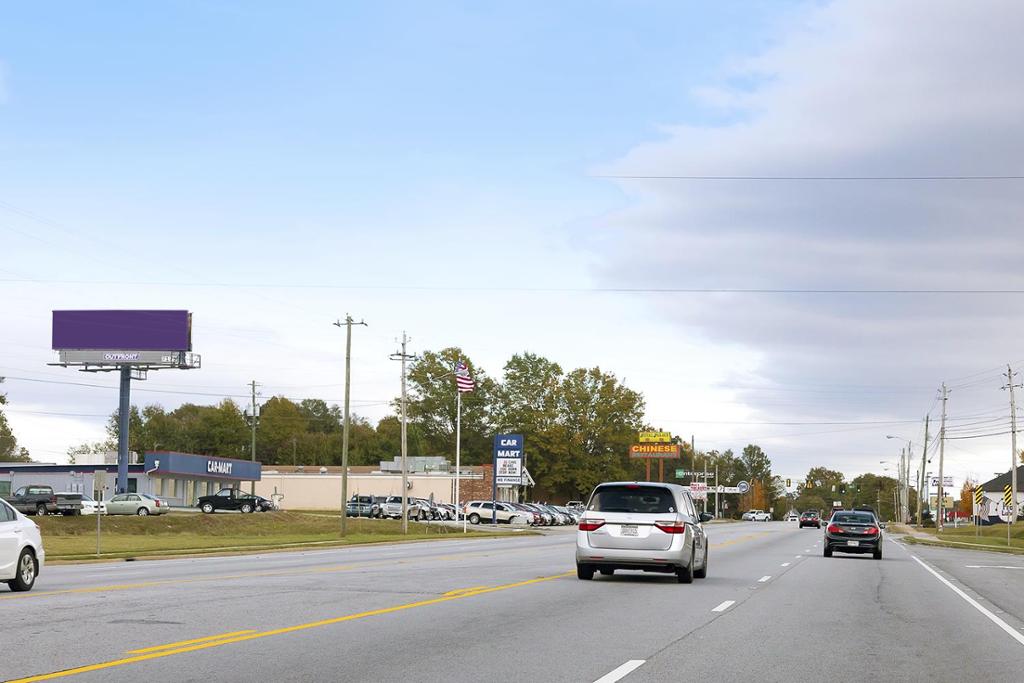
[457,389,464,533]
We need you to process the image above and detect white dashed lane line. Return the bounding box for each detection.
[781,562,791,567]
[712,600,736,612]
[758,575,771,582]
[593,660,646,683]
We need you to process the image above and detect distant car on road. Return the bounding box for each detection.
[0,499,44,592]
[786,512,799,521]
[197,488,260,514]
[106,493,167,516]
[799,511,821,528]
[576,482,712,583]
[824,510,883,560]
[743,510,771,522]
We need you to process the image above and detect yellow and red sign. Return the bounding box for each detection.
[629,443,681,459]
[638,431,673,443]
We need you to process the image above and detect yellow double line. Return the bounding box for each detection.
[6,571,574,683]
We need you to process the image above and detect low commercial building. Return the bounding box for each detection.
[0,451,262,506]
[255,460,508,511]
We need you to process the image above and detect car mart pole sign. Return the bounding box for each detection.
[494,434,524,487]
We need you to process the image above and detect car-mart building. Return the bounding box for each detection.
[0,451,262,506]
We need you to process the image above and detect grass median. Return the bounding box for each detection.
[37,512,524,561]
[897,523,1024,555]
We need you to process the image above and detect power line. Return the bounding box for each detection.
[594,174,1024,181]
[6,277,1024,295]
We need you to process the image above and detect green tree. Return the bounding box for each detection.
[799,467,846,503]
[259,396,310,462]
[299,399,342,434]
[406,348,496,464]
[0,385,31,462]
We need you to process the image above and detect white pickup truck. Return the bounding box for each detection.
[742,509,771,522]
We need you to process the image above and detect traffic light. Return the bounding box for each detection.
[786,478,792,488]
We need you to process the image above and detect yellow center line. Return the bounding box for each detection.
[7,571,575,683]
[0,545,549,603]
[442,585,489,596]
[125,630,257,655]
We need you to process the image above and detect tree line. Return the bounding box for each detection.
[59,347,793,504]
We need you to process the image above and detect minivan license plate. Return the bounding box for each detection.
[621,524,639,537]
[847,540,859,547]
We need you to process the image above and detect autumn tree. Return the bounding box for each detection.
[0,383,31,462]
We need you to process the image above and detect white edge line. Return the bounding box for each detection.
[758,575,771,582]
[712,600,736,612]
[910,555,1024,647]
[593,659,646,683]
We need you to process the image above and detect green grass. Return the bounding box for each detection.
[36,513,518,561]
[898,523,1024,555]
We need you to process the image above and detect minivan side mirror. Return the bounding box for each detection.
[699,512,714,523]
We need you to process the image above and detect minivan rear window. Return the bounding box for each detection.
[588,486,676,514]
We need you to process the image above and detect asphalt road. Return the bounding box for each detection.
[3,521,1024,682]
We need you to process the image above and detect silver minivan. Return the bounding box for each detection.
[575,482,711,583]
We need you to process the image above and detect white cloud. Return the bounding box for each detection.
[592,0,1024,483]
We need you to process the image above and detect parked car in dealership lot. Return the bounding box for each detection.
[381,496,428,520]
[60,493,105,515]
[106,493,167,516]
[347,495,380,518]
[197,488,261,514]
[2,485,83,516]
[0,498,44,592]
[576,482,712,583]
[464,501,525,524]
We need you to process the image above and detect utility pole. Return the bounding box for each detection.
[390,333,415,535]
[334,315,367,536]
[937,383,948,531]
[292,437,297,467]
[702,443,708,514]
[249,380,260,495]
[1004,364,1020,545]
[918,415,928,527]
[898,447,906,523]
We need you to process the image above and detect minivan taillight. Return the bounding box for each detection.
[579,519,605,532]
[655,521,687,534]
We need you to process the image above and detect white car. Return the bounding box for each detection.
[0,498,45,592]
[743,510,771,522]
[59,492,106,515]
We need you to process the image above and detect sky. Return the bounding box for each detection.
[2,0,1023,489]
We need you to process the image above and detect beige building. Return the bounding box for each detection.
[254,464,501,510]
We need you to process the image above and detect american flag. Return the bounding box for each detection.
[455,361,475,393]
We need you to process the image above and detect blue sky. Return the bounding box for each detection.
[3,1,1021,486]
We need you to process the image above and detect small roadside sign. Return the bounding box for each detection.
[689,482,708,501]
[639,431,673,443]
[675,468,685,479]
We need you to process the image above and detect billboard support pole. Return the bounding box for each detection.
[117,366,131,494]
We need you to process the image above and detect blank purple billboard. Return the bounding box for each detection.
[52,310,192,351]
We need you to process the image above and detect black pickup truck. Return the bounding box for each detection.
[197,487,270,514]
[2,485,84,516]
